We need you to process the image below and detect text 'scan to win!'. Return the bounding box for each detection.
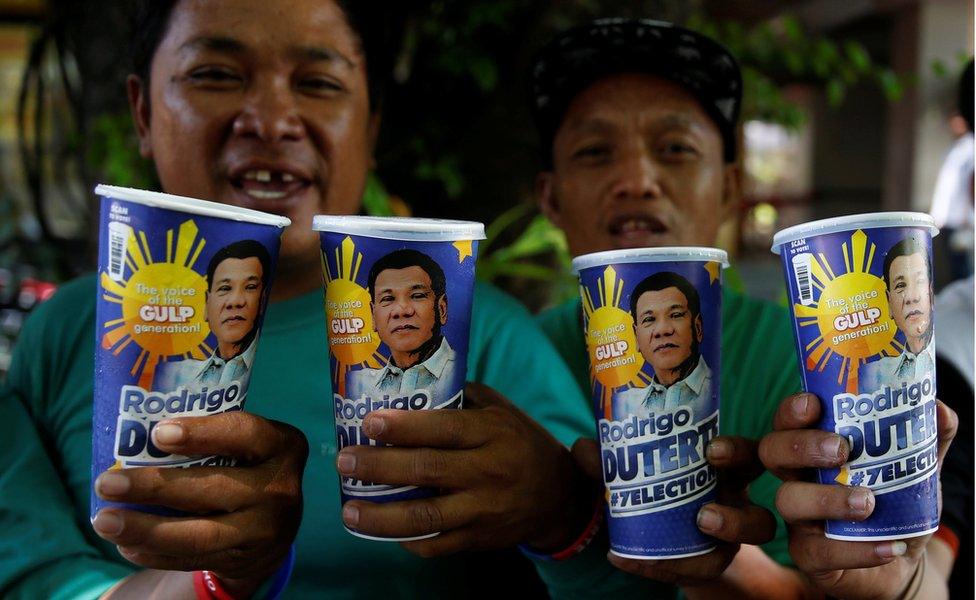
[773,212,939,540]
[572,247,728,559]
[91,184,290,519]
[313,215,485,541]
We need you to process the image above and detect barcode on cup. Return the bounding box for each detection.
[791,253,814,306]
[107,221,132,281]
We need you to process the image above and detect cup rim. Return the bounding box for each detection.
[95,184,292,228]
[771,212,938,254]
[312,215,485,241]
[571,247,729,274]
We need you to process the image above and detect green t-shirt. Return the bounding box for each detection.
[0,275,673,599]
[535,290,802,567]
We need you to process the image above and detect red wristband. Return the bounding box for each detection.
[933,524,960,558]
[520,500,604,562]
[193,569,241,600]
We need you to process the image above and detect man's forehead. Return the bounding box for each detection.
[214,256,264,278]
[890,252,928,275]
[375,266,432,288]
[160,0,360,63]
[637,286,688,310]
[559,74,716,136]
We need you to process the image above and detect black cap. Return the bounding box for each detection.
[530,18,742,166]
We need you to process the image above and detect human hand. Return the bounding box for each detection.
[758,392,957,599]
[335,382,596,556]
[92,412,308,594]
[572,435,777,585]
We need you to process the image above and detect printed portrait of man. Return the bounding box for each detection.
[346,249,458,405]
[614,271,713,422]
[152,239,271,395]
[858,237,935,393]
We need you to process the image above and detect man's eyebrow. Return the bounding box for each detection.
[178,36,246,55]
[289,45,355,68]
[668,304,687,312]
[409,284,431,291]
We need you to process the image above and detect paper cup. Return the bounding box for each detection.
[773,212,939,541]
[91,184,290,519]
[313,215,485,541]
[572,247,728,559]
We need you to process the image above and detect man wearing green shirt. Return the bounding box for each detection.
[528,18,957,599]
[0,2,669,598]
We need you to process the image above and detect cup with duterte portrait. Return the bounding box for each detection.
[571,247,728,559]
[312,215,485,541]
[772,212,940,541]
[91,185,290,519]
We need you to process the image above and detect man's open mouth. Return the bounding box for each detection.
[231,168,311,200]
[222,315,247,325]
[608,214,669,236]
[905,309,924,319]
[392,324,419,333]
[653,342,679,353]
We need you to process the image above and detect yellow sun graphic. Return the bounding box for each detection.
[322,236,385,396]
[100,220,212,389]
[792,229,902,393]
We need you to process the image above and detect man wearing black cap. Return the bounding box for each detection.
[531,18,957,599]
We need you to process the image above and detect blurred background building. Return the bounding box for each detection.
[0,0,973,376]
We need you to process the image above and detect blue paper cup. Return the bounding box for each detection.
[572,247,728,559]
[91,184,289,520]
[773,212,940,541]
[313,216,485,541]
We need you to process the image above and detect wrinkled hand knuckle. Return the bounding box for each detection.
[409,503,443,533]
[444,416,466,448]
[413,449,445,484]
[190,525,224,556]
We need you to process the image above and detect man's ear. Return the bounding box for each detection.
[720,162,741,223]
[126,74,153,159]
[536,172,562,228]
[438,295,448,325]
[694,314,704,343]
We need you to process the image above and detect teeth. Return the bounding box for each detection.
[245,189,287,200]
[255,170,272,182]
[282,172,295,183]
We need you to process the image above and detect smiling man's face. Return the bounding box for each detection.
[371,266,447,368]
[129,0,373,286]
[537,73,736,257]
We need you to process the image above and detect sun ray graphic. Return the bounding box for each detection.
[323,236,383,396]
[100,220,211,389]
[791,229,902,392]
[581,266,647,419]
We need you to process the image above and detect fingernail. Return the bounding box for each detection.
[876,540,907,558]
[342,503,359,527]
[847,487,872,516]
[363,415,385,437]
[337,452,356,475]
[697,507,723,532]
[153,422,184,445]
[821,436,842,460]
[706,439,731,461]
[792,394,810,418]
[96,472,130,497]
[93,511,124,536]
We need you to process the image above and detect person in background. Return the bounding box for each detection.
[932,274,974,597]
[929,59,974,281]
